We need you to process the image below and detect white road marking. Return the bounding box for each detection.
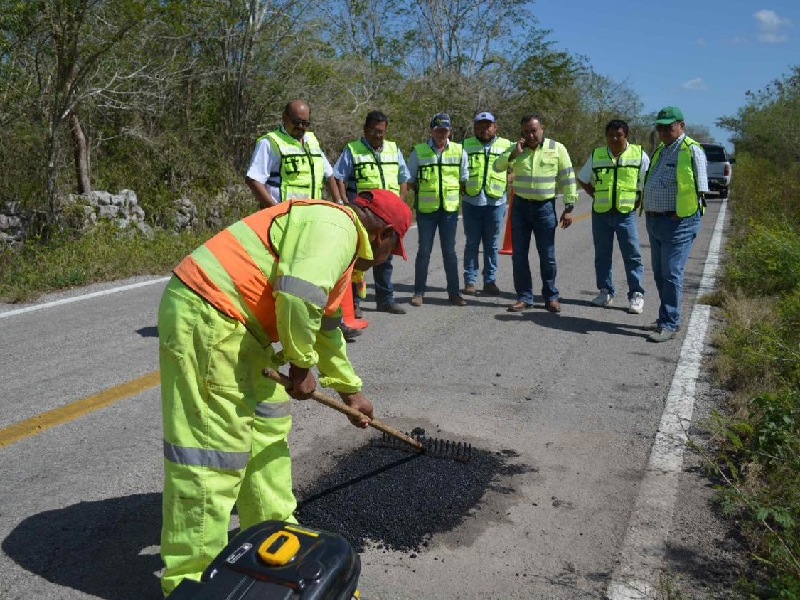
[607,199,728,600]
[0,276,171,319]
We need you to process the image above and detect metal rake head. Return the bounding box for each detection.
[377,432,473,462]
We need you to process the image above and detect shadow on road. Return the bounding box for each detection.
[2,492,163,600]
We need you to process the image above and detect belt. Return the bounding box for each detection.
[517,196,556,202]
[645,211,677,218]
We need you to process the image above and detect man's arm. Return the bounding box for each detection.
[245,176,277,209]
[245,138,278,208]
[325,175,344,204]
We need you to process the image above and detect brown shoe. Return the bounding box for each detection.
[463,284,478,296]
[545,300,561,313]
[507,301,533,313]
[410,295,423,307]
[449,294,467,306]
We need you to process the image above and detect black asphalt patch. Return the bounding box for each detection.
[295,441,527,553]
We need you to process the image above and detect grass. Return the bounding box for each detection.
[0,224,211,304]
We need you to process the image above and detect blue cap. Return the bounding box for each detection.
[430,113,452,129]
[474,111,496,123]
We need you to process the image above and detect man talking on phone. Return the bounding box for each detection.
[493,113,578,314]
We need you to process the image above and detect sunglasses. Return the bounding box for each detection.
[290,118,311,128]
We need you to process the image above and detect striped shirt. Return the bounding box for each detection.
[643,134,709,212]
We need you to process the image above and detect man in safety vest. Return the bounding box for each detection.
[334,110,411,316]
[157,190,412,596]
[407,112,469,307]
[461,111,512,297]
[577,119,650,315]
[494,113,578,313]
[245,99,344,208]
[641,106,708,342]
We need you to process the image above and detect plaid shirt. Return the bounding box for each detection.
[643,134,709,212]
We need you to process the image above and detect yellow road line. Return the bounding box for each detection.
[0,371,161,448]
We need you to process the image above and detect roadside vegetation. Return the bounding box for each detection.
[709,66,800,597]
[2,1,799,596]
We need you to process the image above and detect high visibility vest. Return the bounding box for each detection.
[645,135,703,217]
[414,142,463,213]
[173,200,359,347]
[512,138,576,201]
[262,130,326,201]
[591,144,643,214]
[346,140,400,194]
[463,136,512,198]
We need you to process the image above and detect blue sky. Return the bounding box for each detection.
[533,1,799,151]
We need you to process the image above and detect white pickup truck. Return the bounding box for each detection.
[701,143,734,199]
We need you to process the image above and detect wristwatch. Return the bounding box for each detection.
[563,204,574,213]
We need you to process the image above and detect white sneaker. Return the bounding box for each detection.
[591,289,613,307]
[628,292,644,314]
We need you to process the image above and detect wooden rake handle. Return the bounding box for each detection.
[262,369,425,453]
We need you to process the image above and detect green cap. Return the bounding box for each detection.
[654,106,684,125]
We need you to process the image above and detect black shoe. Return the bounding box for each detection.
[353,305,363,319]
[483,282,501,295]
[378,302,406,315]
[449,294,467,306]
[340,325,362,342]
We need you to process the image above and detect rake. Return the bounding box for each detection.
[263,369,472,462]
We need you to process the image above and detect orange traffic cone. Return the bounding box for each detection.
[499,192,514,256]
[342,281,369,330]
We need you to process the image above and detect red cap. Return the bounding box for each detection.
[351,190,413,260]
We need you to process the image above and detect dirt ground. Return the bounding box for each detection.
[657,316,758,599]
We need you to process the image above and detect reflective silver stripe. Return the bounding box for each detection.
[275,275,328,307]
[548,139,556,150]
[163,441,250,470]
[321,315,341,331]
[515,175,556,184]
[256,401,292,418]
[560,177,576,186]
[558,167,574,178]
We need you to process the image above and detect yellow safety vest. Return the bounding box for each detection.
[510,138,577,202]
[346,140,400,194]
[463,136,512,198]
[414,142,463,213]
[645,135,703,217]
[591,144,643,214]
[262,130,326,201]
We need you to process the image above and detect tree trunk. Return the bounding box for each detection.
[70,112,91,194]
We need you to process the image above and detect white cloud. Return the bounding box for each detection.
[754,9,792,43]
[681,77,708,91]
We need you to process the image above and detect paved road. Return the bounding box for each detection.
[0,194,727,600]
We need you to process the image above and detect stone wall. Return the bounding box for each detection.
[0,185,253,247]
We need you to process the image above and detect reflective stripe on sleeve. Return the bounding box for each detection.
[163,441,250,471]
[256,401,292,419]
[275,275,328,307]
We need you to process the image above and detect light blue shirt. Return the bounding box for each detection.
[407,139,469,185]
[643,134,709,212]
[333,137,411,200]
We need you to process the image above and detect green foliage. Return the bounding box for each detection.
[712,64,800,596]
[725,222,800,297]
[0,224,210,303]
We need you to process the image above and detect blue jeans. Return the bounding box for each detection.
[511,198,558,304]
[592,210,645,299]
[462,202,507,287]
[414,208,460,296]
[353,255,394,308]
[646,212,702,331]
